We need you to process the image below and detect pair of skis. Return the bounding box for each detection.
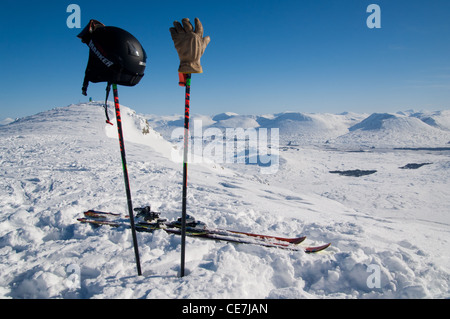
[77,209,331,254]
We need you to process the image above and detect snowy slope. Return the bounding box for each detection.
[410,110,450,132]
[0,118,15,126]
[0,103,449,299]
[332,112,450,148]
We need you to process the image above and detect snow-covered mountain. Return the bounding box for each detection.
[146,110,450,148]
[0,102,449,299]
[147,111,367,145]
[331,112,450,148]
[410,110,450,132]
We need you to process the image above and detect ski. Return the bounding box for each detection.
[169,217,307,245]
[77,213,330,253]
[84,210,122,219]
[214,229,306,245]
[164,228,329,253]
[305,243,332,253]
[81,210,306,245]
[165,226,302,248]
[183,226,307,246]
[77,217,122,227]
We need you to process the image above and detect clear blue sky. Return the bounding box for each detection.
[1,0,449,119]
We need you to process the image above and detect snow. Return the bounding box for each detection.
[0,118,15,126]
[334,112,450,148]
[146,111,368,146]
[0,102,449,299]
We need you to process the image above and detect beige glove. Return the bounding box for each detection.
[170,18,210,74]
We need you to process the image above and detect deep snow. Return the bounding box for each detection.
[0,103,449,299]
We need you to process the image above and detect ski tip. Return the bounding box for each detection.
[291,236,307,245]
[305,243,331,254]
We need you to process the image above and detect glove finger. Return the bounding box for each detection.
[173,21,184,33]
[194,17,204,36]
[203,35,211,47]
[182,18,193,32]
[169,27,178,38]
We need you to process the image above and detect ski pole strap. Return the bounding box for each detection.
[103,83,114,126]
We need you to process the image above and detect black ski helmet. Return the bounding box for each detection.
[78,19,147,95]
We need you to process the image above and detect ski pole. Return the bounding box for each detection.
[180,73,191,278]
[112,83,142,276]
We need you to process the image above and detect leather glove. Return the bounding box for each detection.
[170,18,210,74]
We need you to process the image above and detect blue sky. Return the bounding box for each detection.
[1,0,449,119]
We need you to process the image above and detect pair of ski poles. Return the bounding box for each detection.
[110,74,192,277]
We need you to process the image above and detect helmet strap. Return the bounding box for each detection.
[82,75,89,96]
[104,83,114,126]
